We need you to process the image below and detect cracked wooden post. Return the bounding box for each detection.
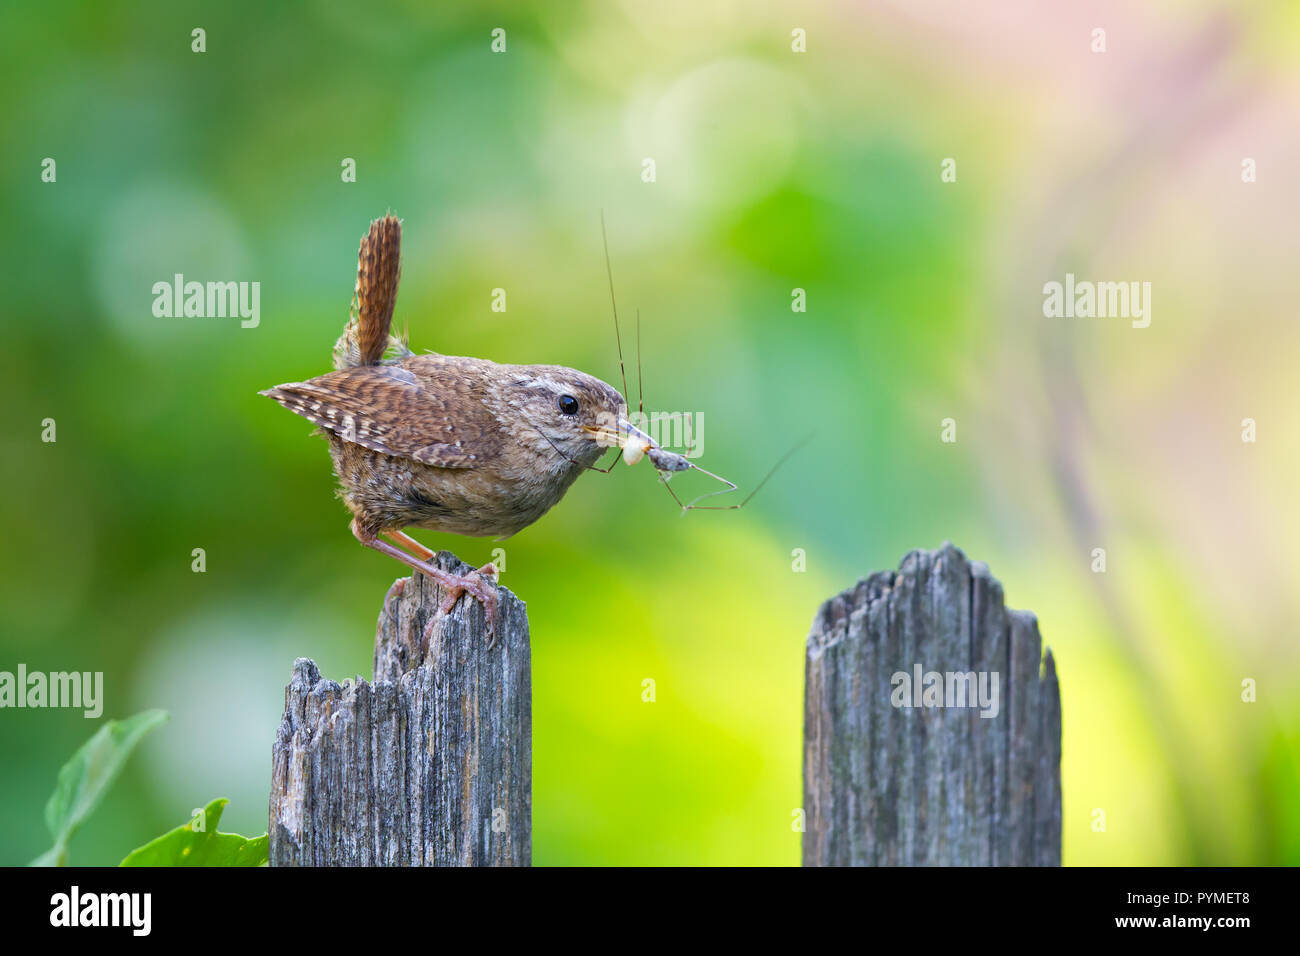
[803,542,1062,866]
[269,552,530,866]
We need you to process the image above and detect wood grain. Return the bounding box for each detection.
[804,542,1062,866]
[269,552,530,866]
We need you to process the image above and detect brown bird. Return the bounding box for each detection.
[261,215,686,641]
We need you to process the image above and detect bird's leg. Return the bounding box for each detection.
[384,529,435,561]
[352,520,499,642]
[383,529,500,641]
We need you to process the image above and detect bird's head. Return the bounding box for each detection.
[501,364,634,469]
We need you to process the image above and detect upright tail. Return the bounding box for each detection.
[333,214,412,369]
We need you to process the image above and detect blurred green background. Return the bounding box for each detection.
[2,0,1298,866]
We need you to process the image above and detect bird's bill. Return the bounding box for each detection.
[583,415,648,447]
[584,415,657,465]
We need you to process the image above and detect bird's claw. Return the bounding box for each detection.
[435,564,500,647]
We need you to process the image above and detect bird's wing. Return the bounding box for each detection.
[260,364,496,468]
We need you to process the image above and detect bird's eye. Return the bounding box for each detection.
[558,394,580,416]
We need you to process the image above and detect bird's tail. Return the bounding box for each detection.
[333,214,412,369]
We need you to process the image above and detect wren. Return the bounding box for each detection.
[261,215,684,641]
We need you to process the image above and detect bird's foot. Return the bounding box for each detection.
[350,521,501,647]
[430,563,500,646]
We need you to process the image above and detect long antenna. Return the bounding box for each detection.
[635,308,644,415]
[600,210,629,408]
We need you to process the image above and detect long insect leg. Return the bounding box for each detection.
[654,432,813,512]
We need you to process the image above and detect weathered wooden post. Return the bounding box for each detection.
[803,543,1061,866]
[269,552,530,866]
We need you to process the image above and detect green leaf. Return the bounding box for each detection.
[30,709,169,866]
[119,798,269,867]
